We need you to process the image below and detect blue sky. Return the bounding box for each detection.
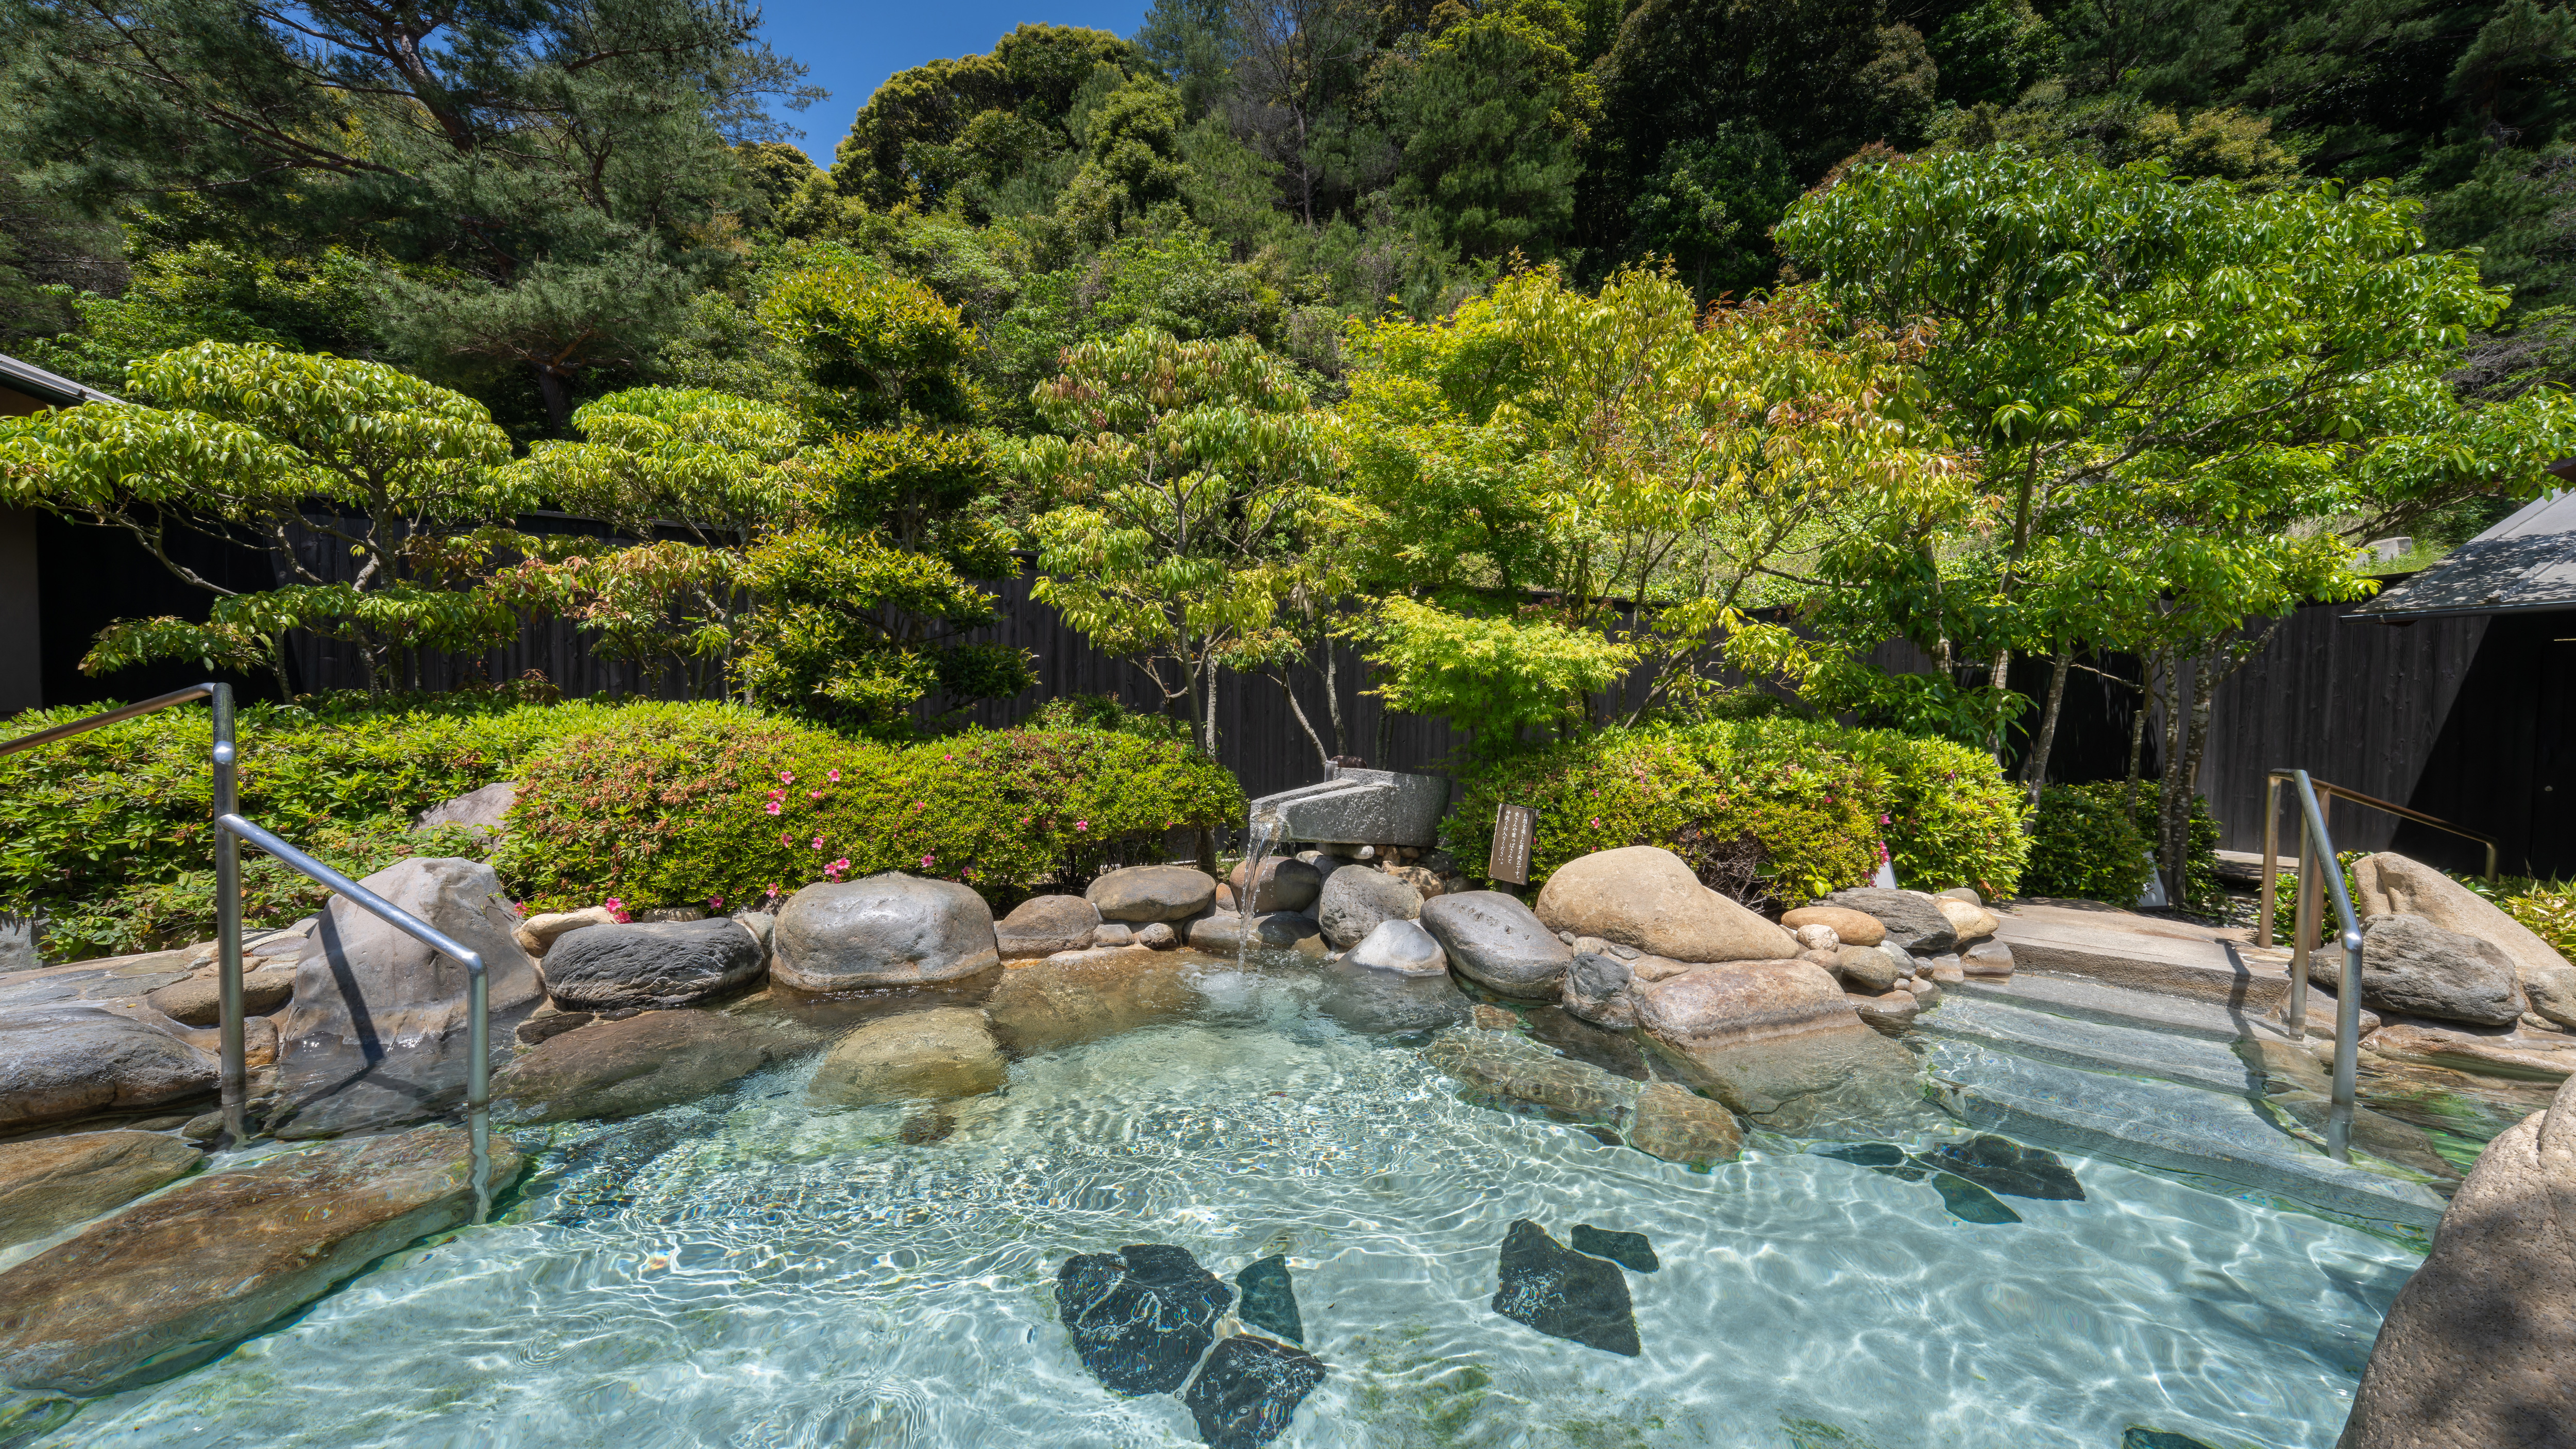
[757,2,1157,163]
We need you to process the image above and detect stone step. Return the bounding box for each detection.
[1993,903,2301,1011]
[1915,996,2262,1095]
[1950,970,2357,1046]
[1923,1041,2447,1233]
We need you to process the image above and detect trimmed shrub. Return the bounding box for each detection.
[0,690,619,961]
[1445,718,2028,909]
[2027,781,2223,912]
[495,703,1245,913]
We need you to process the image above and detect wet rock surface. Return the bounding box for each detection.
[2354,913,2527,1027]
[0,1125,522,1395]
[0,1008,218,1132]
[145,966,298,1026]
[1087,865,1218,924]
[1187,912,1321,953]
[805,1007,1007,1107]
[2356,851,2576,1030]
[496,1009,779,1124]
[1345,917,1446,976]
[1229,857,1324,915]
[1312,962,1467,1036]
[0,1131,201,1250]
[1491,1219,1639,1356]
[995,895,1101,959]
[1315,866,1423,949]
[1055,1243,1234,1395]
[537,1116,685,1226]
[986,951,1196,1056]
[1535,846,1798,962]
[1914,1135,2085,1200]
[1931,1172,2023,1223]
[771,873,1003,993]
[539,918,766,1011]
[1626,1082,1743,1167]
[272,856,543,1139]
[1182,1335,1327,1449]
[1421,892,1572,1000]
[1561,951,1637,1029]
[1233,1253,1305,1344]
[1569,1224,1658,1273]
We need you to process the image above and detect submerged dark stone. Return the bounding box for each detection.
[1181,1334,1327,1449]
[1931,1172,2023,1224]
[1569,1225,1659,1273]
[1234,1254,1305,1345]
[2122,1430,2223,1449]
[1815,1142,1904,1168]
[1913,1135,2084,1201]
[1492,1220,1640,1357]
[1055,1244,1234,1394]
[544,1117,683,1226]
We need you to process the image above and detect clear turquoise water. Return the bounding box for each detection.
[61,954,2418,1449]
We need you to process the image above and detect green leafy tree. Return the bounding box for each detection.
[1382,0,1599,260]
[828,24,1138,216]
[0,341,534,690]
[1019,327,1334,753]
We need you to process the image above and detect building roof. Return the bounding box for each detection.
[2351,489,2576,621]
[0,353,119,408]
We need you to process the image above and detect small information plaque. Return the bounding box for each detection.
[1488,804,1537,885]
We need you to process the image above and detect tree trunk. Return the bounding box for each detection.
[1202,662,1219,755]
[1986,644,2012,763]
[2155,653,2204,906]
[534,364,577,436]
[1321,642,1344,759]
[1279,673,1329,771]
[2021,647,2073,807]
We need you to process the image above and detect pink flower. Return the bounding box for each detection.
[603,897,631,924]
[811,836,825,850]
[780,831,794,845]
[808,789,822,799]
[920,854,936,868]
[827,769,841,782]
[765,802,782,815]
[1879,814,1892,825]
[1589,817,1601,827]
[944,753,955,762]
[707,895,724,909]
[1074,819,1089,832]
[832,858,850,872]
[779,771,795,785]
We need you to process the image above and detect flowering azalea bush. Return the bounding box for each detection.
[1447,717,2028,908]
[499,702,1244,913]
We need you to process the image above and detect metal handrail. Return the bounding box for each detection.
[2260,770,2366,1162]
[2,685,493,1219]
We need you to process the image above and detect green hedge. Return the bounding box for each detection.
[1445,718,2029,908]
[0,691,620,961]
[495,702,1245,913]
[2025,780,2223,913]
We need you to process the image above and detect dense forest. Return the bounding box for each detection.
[6,0,2573,432]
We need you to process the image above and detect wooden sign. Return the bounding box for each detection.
[1488,804,1537,885]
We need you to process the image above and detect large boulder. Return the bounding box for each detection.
[144,965,298,1027]
[1534,847,1799,962]
[413,780,514,837]
[1931,896,1999,944]
[495,1010,779,1124]
[1316,867,1423,949]
[1346,918,1447,976]
[270,857,543,1140]
[1832,945,1900,995]
[1632,961,1921,1134]
[1420,892,1573,1000]
[1312,961,1468,1036]
[995,895,1100,960]
[2352,913,2528,1027]
[1819,888,1958,954]
[538,918,766,1011]
[515,905,617,957]
[1562,952,1638,1030]
[771,873,1002,994]
[1230,857,1324,914]
[1186,911,1324,953]
[0,1008,218,1132]
[2337,1072,2576,1449]
[806,1007,1007,1107]
[0,1125,521,1395]
[0,1132,201,1251]
[986,952,1197,1056]
[1086,865,1217,923]
[2357,852,2576,1030]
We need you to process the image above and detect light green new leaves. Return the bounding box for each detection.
[514,386,803,544]
[1351,596,1636,741]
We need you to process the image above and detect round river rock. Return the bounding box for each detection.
[772,873,1001,993]
[1317,867,1424,949]
[1086,866,1217,923]
[539,918,766,1011]
[1420,891,1572,1000]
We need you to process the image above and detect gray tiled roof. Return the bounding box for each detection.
[2351,490,2576,620]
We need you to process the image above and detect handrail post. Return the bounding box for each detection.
[208,685,248,1147]
[2288,814,2314,1042]
[2258,773,2281,948]
[469,969,491,1222]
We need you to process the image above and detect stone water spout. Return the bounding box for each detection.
[1244,765,1449,849]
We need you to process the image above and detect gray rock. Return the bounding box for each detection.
[771,873,1001,994]
[806,1007,1007,1107]
[996,894,1100,959]
[0,1008,218,1132]
[1938,887,1982,905]
[1849,990,1921,1035]
[1185,912,1323,953]
[2338,1072,2576,1449]
[1420,892,1573,1000]
[0,915,39,975]
[1961,939,2015,978]
[1086,865,1218,923]
[1562,951,1638,1029]
[2351,913,2527,1027]
[413,780,514,837]
[986,953,1195,1056]
[2355,852,2576,1031]
[1230,857,1324,914]
[1347,918,1447,976]
[1316,867,1425,949]
[635,906,704,924]
[1248,768,1449,847]
[1313,961,1467,1035]
[516,906,617,956]
[1093,922,1136,947]
[539,918,765,1011]
[0,1132,201,1251]
[1629,1082,1743,1168]
[270,857,544,1140]
[514,1008,593,1046]
[496,1010,778,1124]
[1535,846,1799,962]
[1820,888,1958,954]
[0,1125,522,1395]
[1834,945,1900,994]
[1134,921,1178,949]
[733,912,774,949]
[145,965,297,1026]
